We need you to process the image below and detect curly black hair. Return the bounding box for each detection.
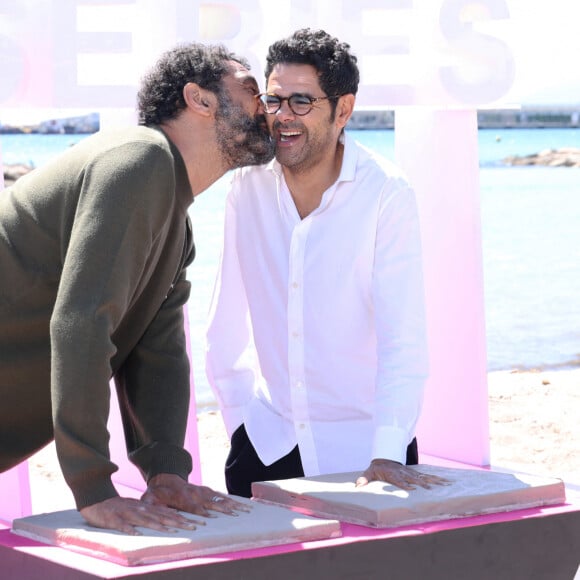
[137,43,250,126]
[265,29,359,99]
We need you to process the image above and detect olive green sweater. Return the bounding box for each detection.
[0,126,196,509]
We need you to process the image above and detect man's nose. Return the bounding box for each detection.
[276,98,295,120]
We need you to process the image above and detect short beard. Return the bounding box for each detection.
[215,91,275,169]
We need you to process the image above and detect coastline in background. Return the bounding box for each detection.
[1,105,580,135]
[349,105,580,130]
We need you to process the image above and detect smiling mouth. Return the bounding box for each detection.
[279,131,302,142]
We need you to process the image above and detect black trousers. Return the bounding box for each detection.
[225,423,419,498]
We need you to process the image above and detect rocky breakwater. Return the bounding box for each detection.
[2,163,33,187]
[503,147,580,167]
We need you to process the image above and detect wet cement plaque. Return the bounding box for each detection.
[251,465,566,528]
[11,497,341,566]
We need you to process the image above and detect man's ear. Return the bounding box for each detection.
[183,82,213,116]
[335,94,356,129]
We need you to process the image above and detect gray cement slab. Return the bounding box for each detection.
[251,464,566,527]
[10,497,341,566]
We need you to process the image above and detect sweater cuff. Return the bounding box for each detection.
[129,442,193,483]
[72,478,120,511]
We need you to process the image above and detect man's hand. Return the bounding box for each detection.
[142,473,250,518]
[80,474,249,535]
[79,496,204,535]
[355,459,451,490]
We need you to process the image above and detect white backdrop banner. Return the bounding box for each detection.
[0,0,525,111]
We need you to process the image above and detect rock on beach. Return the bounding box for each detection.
[2,163,34,187]
[503,147,580,167]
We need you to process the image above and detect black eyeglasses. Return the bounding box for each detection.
[258,93,340,116]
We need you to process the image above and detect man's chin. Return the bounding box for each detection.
[241,135,276,167]
[256,140,276,164]
[235,145,275,168]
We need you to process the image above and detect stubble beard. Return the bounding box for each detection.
[215,93,275,169]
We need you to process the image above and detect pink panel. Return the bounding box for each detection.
[107,388,147,497]
[0,464,32,524]
[183,306,202,485]
[0,138,4,190]
[395,108,489,466]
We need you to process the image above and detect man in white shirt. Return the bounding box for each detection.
[206,29,448,497]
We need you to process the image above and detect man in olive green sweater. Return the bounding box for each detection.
[0,43,274,534]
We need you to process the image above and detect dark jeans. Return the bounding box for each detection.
[225,423,419,498]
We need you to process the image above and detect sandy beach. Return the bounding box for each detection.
[21,368,580,513]
[487,368,580,485]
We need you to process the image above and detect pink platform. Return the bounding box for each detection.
[2,455,579,579]
[1,498,579,579]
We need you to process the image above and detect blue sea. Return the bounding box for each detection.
[2,128,579,407]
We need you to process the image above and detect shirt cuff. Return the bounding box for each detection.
[371,425,410,465]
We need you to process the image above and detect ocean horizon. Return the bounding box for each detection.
[2,128,579,406]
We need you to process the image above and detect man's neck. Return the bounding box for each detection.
[283,141,344,219]
[161,119,228,198]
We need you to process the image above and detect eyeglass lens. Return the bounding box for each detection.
[262,94,318,116]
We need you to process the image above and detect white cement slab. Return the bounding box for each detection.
[252,465,566,528]
[10,497,341,566]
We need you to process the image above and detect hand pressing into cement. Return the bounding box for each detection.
[142,473,251,519]
[355,459,452,491]
[79,495,205,536]
[80,475,249,535]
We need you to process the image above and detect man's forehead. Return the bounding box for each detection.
[220,60,258,91]
[227,60,252,79]
[266,63,321,92]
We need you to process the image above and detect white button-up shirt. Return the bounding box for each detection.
[206,134,428,475]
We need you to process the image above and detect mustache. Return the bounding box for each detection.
[272,120,303,133]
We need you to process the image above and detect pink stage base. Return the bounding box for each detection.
[1,499,579,580]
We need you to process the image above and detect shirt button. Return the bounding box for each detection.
[292,282,299,289]
[296,381,303,389]
[292,331,300,338]
[298,423,305,430]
